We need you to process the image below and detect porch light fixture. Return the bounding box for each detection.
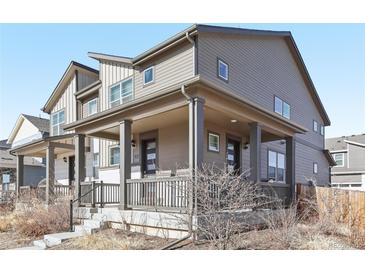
[230,119,237,123]
[243,142,249,150]
[131,140,136,148]
[63,157,67,163]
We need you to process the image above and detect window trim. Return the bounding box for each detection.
[313,120,318,132]
[87,98,98,116]
[51,109,65,136]
[313,162,318,174]
[108,145,120,167]
[108,77,134,108]
[208,131,220,153]
[320,125,324,136]
[217,58,229,82]
[274,95,291,120]
[333,153,345,167]
[267,149,286,183]
[143,66,155,86]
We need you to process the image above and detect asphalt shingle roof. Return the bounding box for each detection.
[22,114,50,134]
[325,134,365,151]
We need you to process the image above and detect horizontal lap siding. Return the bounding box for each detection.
[332,174,362,184]
[134,41,194,99]
[198,33,325,149]
[99,61,134,112]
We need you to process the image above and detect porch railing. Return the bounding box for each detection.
[79,181,120,206]
[126,176,190,211]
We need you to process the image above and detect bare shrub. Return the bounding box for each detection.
[178,164,274,250]
[15,198,70,237]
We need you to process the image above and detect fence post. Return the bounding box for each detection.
[91,181,96,208]
[100,180,104,208]
[69,199,74,232]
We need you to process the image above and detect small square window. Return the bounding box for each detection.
[143,66,154,85]
[313,120,318,132]
[313,162,318,174]
[217,59,228,81]
[208,132,220,152]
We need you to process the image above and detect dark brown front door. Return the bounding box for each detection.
[142,138,157,176]
[226,138,241,174]
[69,156,75,185]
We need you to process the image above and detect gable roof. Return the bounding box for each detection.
[92,24,330,126]
[42,61,99,114]
[7,114,50,144]
[326,134,365,151]
[0,139,11,150]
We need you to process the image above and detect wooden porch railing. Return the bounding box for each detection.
[80,181,120,206]
[126,176,190,211]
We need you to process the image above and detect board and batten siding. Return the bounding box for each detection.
[78,72,98,90]
[197,33,325,149]
[99,61,134,112]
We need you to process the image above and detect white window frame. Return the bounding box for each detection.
[87,98,98,116]
[217,59,229,81]
[320,125,324,136]
[109,145,120,166]
[109,77,133,108]
[208,132,220,152]
[333,153,345,167]
[143,66,155,85]
[268,150,286,183]
[313,162,318,174]
[274,96,291,120]
[313,120,318,132]
[51,109,65,136]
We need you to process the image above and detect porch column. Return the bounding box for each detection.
[285,136,296,203]
[194,97,205,171]
[16,155,24,196]
[119,120,132,210]
[46,145,55,204]
[75,134,86,205]
[249,122,261,183]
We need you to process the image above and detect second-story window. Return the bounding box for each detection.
[87,98,97,116]
[217,59,229,81]
[51,109,65,136]
[274,96,291,119]
[320,125,324,136]
[143,66,154,85]
[333,153,344,167]
[109,78,133,108]
[313,120,318,132]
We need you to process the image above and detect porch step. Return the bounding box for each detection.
[74,225,100,234]
[44,231,85,247]
[91,213,106,222]
[33,239,47,249]
[83,219,103,228]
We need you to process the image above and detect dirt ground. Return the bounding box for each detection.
[0,231,39,250]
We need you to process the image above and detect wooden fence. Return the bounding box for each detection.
[297,184,365,231]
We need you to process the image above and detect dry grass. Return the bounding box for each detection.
[50,229,171,250]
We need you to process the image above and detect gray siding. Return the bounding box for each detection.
[348,145,365,170]
[23,165,46,187]
[332,174,362,184]
[197,32,325,149]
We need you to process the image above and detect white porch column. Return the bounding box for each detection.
[285,136,296,203]
[249,122,261,183]
[16,155,24,196]
[46,145,55,204]
[75,134,86,204]
[119,120,132,210]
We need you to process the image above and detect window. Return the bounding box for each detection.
[109,78,133,108]
[320,125,324,136]
[268,150,285,183]
[87,98,97,116]
[274,96,291,119]
[217,59,228,81]
[93,153,99,179]
[208,132,220,152]
[143,66,154,85]
[2,174,10,191]
[109,146,120,166]
[313,120,318,132]
[313,162,318,174]
[51,109,65,136]
[333,153,344,167]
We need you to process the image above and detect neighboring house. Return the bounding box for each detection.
[326,134,365,190]
[1,114,49,191]
[10,25,333,234]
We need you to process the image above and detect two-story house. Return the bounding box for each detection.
[11,25,334,236]
[326,134,365,190]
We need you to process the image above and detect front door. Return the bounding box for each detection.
[226,138,241,174]
[142,138,157,176]
[69,156,75,186]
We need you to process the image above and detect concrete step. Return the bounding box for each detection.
[74,225,100,235]
[33,239,47,249]
[44,231,85,247]
[83,219,102,228]
[74,207,98,219]
[91,213,106,221]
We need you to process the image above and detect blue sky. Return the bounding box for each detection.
[0,24,364,140]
